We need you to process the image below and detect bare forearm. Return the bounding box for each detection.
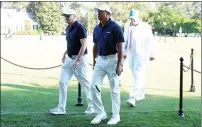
[117,43,123,66]
[63,50,67,57]
[117,50,123,66]
[93,44,98,65]
[76,45,87,61]
[76,38,87,62]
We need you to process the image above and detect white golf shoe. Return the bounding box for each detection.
[90,112,107,124]
[126,97,136,107]
[107,114,120,125]
[49,106,66,115]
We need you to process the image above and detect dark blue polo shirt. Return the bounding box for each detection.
[66,21,87,57]
[93,18,125,56]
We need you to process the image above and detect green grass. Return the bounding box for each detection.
[1,82,201,127]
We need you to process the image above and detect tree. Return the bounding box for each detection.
[147,6,201,35]
[94,2,155,27]
[35,2,64,35]
[191,2,201,19]
[68,2,96,34]
[1,2,29,11]
[26,2,40,14]
[181,19,201,33]
[69,2,81,9]
[156,2,201,20]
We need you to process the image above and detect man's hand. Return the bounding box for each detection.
[62,50,67,63]
[123,55,127,59]
[72,60,79,69]
[116,65,123,76]
[93,60,96,70]
[116,42,123,76]
[150,57,155,61]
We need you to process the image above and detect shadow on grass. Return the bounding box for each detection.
[1,83,201,127]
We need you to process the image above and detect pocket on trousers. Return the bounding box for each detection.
[79,59,88,77]
[62,58,71,69]
[110,75,120,94]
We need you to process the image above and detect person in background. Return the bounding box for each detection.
[123,9,156,107]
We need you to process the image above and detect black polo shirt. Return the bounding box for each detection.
[66,21,87,57]
[93,18,125,56]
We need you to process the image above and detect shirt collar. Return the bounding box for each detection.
[68,21,79,29]
[99,18,112,28]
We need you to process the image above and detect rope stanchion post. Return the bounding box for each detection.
[190,48,195,92]
[178,57,185,118]
[76,82,83,106]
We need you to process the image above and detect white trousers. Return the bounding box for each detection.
[57,55,93,110]
[128,54,148,99]
[91,54,120,116]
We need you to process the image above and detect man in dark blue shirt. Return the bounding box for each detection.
[90,5,125,125]
[49,7,94,115]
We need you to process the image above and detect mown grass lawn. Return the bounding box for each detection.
[1,82,201,127]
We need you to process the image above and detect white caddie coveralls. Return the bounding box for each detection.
[123,20,156,100]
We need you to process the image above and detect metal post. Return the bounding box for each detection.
[163,22,167,43]
[174,26,175,43]
[173,22,176,43]
[164,28,166,43]
[190,49,195,92]
[178,57,185,118]
[40,32,42,40]
[174,28,175,43]
[76,82,83,106]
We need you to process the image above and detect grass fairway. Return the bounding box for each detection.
[1,36,201,126]
[1,82,200,127]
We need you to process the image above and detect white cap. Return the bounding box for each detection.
[129,9,140,19]
[94,5,112,14]
[62,7,76,16]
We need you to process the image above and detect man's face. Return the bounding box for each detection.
[97,9,108,21]
[130,18,136,26]
[64,14,75,25]
[130,16,140,26]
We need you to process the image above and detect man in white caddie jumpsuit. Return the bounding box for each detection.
[49,7,94,115]
[123,10,156,107]
[90,5,124,125]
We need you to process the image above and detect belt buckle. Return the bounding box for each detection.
[71,55,77,59]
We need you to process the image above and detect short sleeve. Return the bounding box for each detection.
[114,25,125,43]
[93,27,97,43]
[78,25,87,39]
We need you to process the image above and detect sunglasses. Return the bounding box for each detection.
[63,14,72,18]
[66,15,71,18]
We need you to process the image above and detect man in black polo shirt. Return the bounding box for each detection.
[90,5,124,125]
[49,8,94,115]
